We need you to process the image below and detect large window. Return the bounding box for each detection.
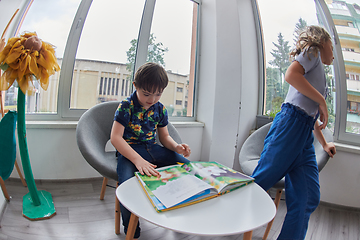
[325,0,360,139]
[3,0,81,115]
[150,0,197,117]
[2,0,199,121]
[257,0,335,131]
[68,0,145,111]
[256,0,360,146]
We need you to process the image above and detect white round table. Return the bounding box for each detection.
[116,176,276,239]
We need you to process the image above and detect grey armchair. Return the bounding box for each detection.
[239,122,333,240]
[76,100,183,234]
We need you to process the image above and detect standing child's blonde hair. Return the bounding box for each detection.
[290,25,331,60]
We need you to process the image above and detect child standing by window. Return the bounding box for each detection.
[111,62,191,239]
[251,26,336,240]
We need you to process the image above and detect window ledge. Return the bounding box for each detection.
[24,120,205,129]
[25,121,78,129]
[334,142,360,154]
[171,121,204,128]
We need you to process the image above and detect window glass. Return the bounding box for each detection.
[4,0,81,114]
[70,0,145,110]
[325,0,360,135]
[3,0,199,120]
[257,0,336,132]
[149,0,198,117]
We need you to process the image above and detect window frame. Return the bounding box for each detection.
[254,0,360,146]
[252,0,266,116]
[315,0,360,145]
[133,0,200,122]
[23,0,200,122]
[57,0,92,120]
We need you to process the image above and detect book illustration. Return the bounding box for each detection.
[142,165,185,191]
[182,161,254,193]
[141,183,214,212]
[136,165,217,208]
[135,161,254,212]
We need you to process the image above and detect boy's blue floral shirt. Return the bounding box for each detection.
[114,91,168,145]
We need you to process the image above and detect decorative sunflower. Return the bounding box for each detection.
[0,32,60,95]
[0,31,59,220]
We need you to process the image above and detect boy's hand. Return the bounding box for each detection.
[323,142,336,158]
[175,143,191,158]
[134,159,160,177]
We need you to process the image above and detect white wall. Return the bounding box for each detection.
[197,0,258,169]
[319,148,360,208]
[0,191,4,217]
[13,125,99,180]
[233,0,259,171]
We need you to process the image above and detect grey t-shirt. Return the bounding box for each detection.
[284,51,327,117]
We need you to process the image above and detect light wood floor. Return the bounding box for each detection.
[0,178,359,240]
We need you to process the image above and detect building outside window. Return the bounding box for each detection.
[2,0,199,120]
[256,0,360,145]
[327,0,360,136]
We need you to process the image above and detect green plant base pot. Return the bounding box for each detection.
[22,190,56,220]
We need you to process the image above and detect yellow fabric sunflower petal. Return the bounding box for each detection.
[6,49,23,64]
[26,75,36,95]
[0,52,6,65]
[17,79,27,95]
[0,39,5,53]
[36,53,50,69]
[0,38,20,63]
[8,68,18,80]
[7,39,23,53]
[18,75,35,95]
[8,36,21,44]
[40,78,49,91]
[55,63,60,71]
[8,58,21,70]
[4,47,24,65]
[0,70,15,91]
[19,53,30,73]
[22,32,37,39]
[17,57,28,81]
[28,52,40,78]
[39,68,50,91]
[41,47,56,64]
[0,32,60,93]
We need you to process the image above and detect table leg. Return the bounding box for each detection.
[126,213,139,240]
[243,230,253,240]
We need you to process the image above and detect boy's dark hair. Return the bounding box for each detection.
[133,62,168,93]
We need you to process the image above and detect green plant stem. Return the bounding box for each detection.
[17,88,41,206]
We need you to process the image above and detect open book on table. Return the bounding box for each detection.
[135,161,254,212]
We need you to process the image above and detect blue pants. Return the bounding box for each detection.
[251,103,320,240]
[117,143,190,238]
